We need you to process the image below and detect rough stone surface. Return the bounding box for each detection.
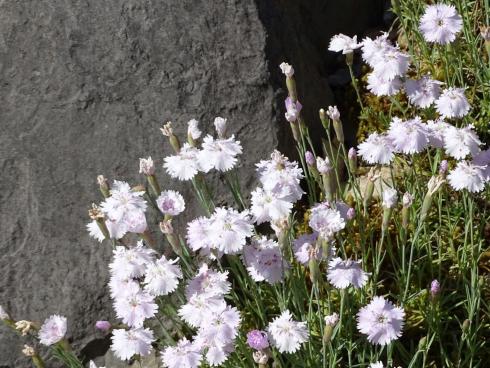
[0,0,384,366]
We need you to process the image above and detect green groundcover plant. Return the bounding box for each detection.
[2,1,490,367]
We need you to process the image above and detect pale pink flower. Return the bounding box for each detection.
[448,161,487,193]
[156,190,185,216]
[388,117,430,154]
[436,88,470,118]
[144,256,183,296]
[361,33,391,67]
[427,119,450,148]
[443,124,482,159]
[100,181,147,222]
[185,264,231,299]
[161,338,202,368]
[405,75,443,108]
[327,258,368,289]
[199,135,242,173]
[309,202,345,240]
[250,187,293,224]
[284,97,302,122]
[367,73,403,96]
[328,34,361,54]
[419,4,463,44]
[114,289,157,328]
[357,296,405,345]
[187,119,202,140]
[357,132,395,165]
[279,62,294,77]
[39,315,67,346]
[242,237,289,284]
[111,328,154,360]
[164,143,202,181]
[109,242,155,279]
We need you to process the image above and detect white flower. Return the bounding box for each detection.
[472,148,490,180]
[357,296,405,345]
[361,33,391,67]
[187,119,202,140]
[327,258,369,289]
[243,237,289,284]
[279,62,294,77]
[199,135,242,173]
[162,338,202,368]
[267,310,309,353]
[108,275,141,300]
[256,151,304,202]
[123,210,148,234]
[185,264,231,299]
[87,219,126,242]
[448,161,487,193]
[196,303,241,349]
[443,124,482,159]
[139,157,155,175]
[405,75,443,108]
[179,294,225,328]
[114,289,158,328]
[388,117,430,154]
[328,33,361,54]
[186,216,215,256]
[419,4,463,44]
[164,143,202,181]
[250,187,293,224]
[100,181,147,222]
[309,202,345,240]
[39,315,67,346]
[370,362,384,368]
[111,328,154,360]
[382,187,398,209]
[109,242,155,279]
[435,88,470,118]
[209,207,254,254]
[157,190,185,216]
[372,48,410,81]
[427,119,450,148]
[293,232,319,265]
[144,256,183,296]
[357,132,395,165]
[367,73,403,97]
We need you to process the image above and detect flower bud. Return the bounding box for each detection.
[95,320,111,332]
[462,319,471,333]
[323,313,339,344]
[308,257,320,284]
[420,176,445,222]
[305,151,315,166]
[348,148,357,173]
[363,167,380,214]
[246,330,269,350]
[430,279,440,298]
[382,187,398,209]
[402,192,413,207]
[346,207,355,220]
[439,160,448,176]
[418,336,427,351]
[161,122,181,153]
[326,106,340,121]
[23,345,45,368]
[319,108,329,131]
[187,119,202,145]
[481,26,490,60]
[139,157,155,176]
[214,117,227,138]
[97,175,110,198]
[284,97,302,122]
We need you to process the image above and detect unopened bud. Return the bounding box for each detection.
[323,313,338,344]
[363,167,379,215]
[430,279,440,298]
[308,257,320,284]
[305,151,315,166]
[319,108,329,131]
[326,106,340,121]
[420,176,445,222]
[214,117,227,138]
[95,320,111,332]
[439,160,448,176]
[139,157,155,176]
[346,207,355,220]
[481,26,490,60]
[402,192,413,208]
[97,175,110,198]
[348,148,357,173]
[462,319,471,333]
[418,336,427,350]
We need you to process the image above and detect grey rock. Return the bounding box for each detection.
[0,0,384,366]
